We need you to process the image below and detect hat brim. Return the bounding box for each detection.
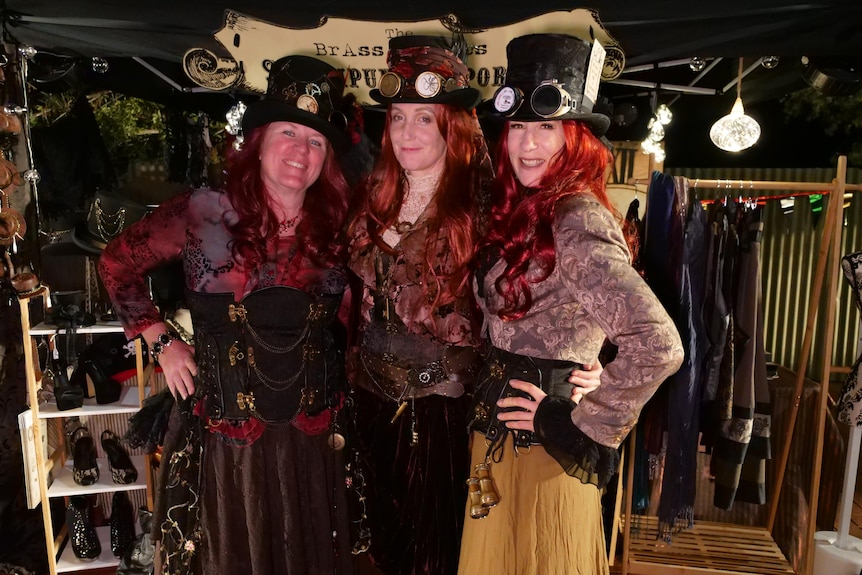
[369,87,481,111]
[71,222,108,255]
[242,101,350,151]
[483,107,611,138]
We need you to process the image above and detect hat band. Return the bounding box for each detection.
[379,70,465,99]
[493,80,578,119]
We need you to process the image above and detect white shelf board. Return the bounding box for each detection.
[48,455,148,497]
[29,320,126,336]
[36,385,147,419]
[56,526,120,573]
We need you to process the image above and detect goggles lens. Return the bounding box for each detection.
[531,82,572,118]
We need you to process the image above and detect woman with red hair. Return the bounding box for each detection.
[100,55,358,574]
[459,34,684,575]
[345,35,491,575]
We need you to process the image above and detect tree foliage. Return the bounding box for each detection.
[782,88,862,166]
[30,91,166,173]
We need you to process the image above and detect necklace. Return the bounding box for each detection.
[278,214,299,233]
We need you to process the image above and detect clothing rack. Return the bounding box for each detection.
[617,156,859,575]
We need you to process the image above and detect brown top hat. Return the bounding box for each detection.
[490,34,610,136]
[0,158,22,189]
[71,190,152,254]
[0,208,26,246]
[0,111,22,135]
[370,35,481,110]
[242,55,352,151]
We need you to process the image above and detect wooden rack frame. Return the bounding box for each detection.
[618,156,862,575]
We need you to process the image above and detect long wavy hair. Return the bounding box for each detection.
[348,104,483,308]
[482,120,619,321]
[223,125,350,271]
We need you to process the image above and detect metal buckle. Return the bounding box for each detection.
[409,361,444,387]
[228,303,247,322]
[236,392,256,412]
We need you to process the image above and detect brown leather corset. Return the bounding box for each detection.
[186,286,346,422]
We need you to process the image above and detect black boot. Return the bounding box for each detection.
[66,496,101,560]
[110,492,136,557]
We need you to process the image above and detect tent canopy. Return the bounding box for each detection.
[5,1,862,166]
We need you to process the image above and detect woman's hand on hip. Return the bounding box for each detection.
[568,360,602,404]
[156,340,197,400]
[496,378,547,432]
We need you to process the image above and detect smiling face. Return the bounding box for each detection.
[259,121,329,200]
[387,103,447,177]
[506,120,566,188]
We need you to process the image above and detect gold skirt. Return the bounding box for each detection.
[458,432,609,575]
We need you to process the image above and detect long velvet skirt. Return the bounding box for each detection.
[354,389,471,575]
[154,405,355,575]
[458,432,608,575]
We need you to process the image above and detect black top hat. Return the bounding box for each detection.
[492,34,610,136]
[242,55,351,151]
[370,36,480,110]
[71,190,152,255]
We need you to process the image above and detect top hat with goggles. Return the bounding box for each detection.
[242,55,351,151]
[491,34,610,136]
[370,36,481,110]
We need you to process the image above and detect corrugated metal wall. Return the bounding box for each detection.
[665,166,862,381]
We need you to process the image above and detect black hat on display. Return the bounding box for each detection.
[71,190,152,255]
[370,36,481,110]
[242,55,351,150]
[491,34,611,136]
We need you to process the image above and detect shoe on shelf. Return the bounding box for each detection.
[101,430,138,484]
[109,491,136,557]
[70,426,99,486]
[50,352,83,411]
[85,359,123,404]
[66,496,101,560]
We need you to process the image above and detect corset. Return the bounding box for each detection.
[186,286,346,422]
[469,346,581,448]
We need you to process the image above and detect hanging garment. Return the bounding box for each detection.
[654,176,710,537]
[711,206,772,509]
[837,251,862,425]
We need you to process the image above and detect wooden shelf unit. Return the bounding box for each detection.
[18,286,153,575]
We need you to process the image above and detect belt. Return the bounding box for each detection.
[470,346,580,448]
[359,346,480,401]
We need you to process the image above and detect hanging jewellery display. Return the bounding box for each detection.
[93,197,126,243]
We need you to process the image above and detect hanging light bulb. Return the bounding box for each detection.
[761,56,780,70]
[689,57,707,72]
[91,57,109,73]
[709,58,761,152]
[653,145,666,163]
[648,117,665,140]
[656,104,673,125]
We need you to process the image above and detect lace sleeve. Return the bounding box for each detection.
[534,396,620,488]
[99,192,191,339]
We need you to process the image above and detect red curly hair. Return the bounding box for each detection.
[348,104,483,308]
[482,120,619,321]
[223,126,350,271]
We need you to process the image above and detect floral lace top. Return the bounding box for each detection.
[99,188,350,340]
[477,193,684,449]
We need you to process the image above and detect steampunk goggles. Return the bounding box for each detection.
[378,70,461,99]
[492,80,576,119]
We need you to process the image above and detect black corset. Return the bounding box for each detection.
[186,286,346,422]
